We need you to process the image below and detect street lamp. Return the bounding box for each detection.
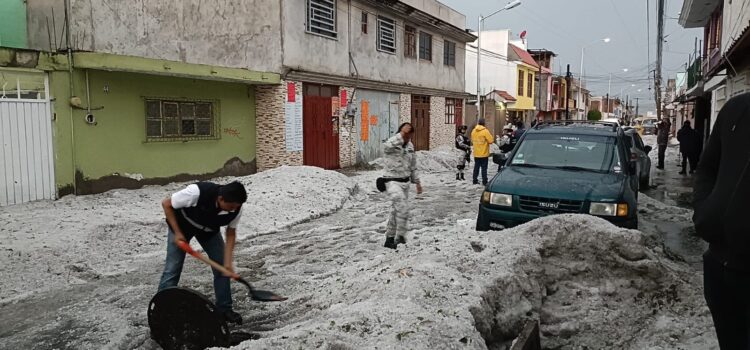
[578,37,610,119]
[476,0,522,118]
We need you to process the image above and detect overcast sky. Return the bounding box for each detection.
[440,0,703,112]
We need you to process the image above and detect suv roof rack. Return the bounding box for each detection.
[533,120,619,132]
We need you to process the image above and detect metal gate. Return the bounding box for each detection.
[0,71,56,206]
[355,90,400,164]
[411,95,431,151]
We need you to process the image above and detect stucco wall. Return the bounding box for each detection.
[50,69,257,194]
[282,0,466,93]
[255,80,304,171]
[26,0,282,72]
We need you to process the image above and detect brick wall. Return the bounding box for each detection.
[429,96,454,149]
[255,81,303,171]
[338,86,357,168]
[399,93,411,124]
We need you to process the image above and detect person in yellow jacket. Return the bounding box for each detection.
[471,119,495,185]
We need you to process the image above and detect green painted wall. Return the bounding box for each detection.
[0,0,28,48]
[50,69,256,193]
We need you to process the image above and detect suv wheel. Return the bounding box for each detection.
[639,174,650,189]
[476,210,490,231]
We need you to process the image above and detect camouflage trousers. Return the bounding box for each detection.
[456,150,469,175]
[385,181,410,238]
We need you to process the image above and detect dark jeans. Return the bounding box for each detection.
[473,157,489,184]
[704,252,750,349]
[681,152,698,172]
[657,144,667,168]
[158,228,232,311]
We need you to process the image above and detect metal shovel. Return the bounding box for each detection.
[177,241,287,302]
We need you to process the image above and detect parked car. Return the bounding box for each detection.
[639,117,658,135]
[601,117,621,126]
[477,121,639,231]
[622,127,652,189]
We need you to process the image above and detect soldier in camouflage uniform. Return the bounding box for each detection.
[381,122,423,249]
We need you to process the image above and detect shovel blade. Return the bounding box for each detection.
[250,289,288,302]
[236,277,288,302]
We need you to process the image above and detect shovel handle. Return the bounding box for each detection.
[176,240,239,280]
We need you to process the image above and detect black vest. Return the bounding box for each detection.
[172,182,241,235]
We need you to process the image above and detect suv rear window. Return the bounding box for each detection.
[510,134,621,173]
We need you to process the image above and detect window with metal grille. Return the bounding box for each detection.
[527,72,533,97]
[518,70,525,97]
[419,32,432,61]
[361,11,368,34]
[445,98,456,124]
[145,99,216,140]
[306,0,337,39]
[404,26,417,58]
[377,16,396,54]
[443,40,456,67]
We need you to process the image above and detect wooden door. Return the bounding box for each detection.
[303,94,340,170]
[411,95,430,151]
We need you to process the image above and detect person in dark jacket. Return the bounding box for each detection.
[676,121,700,174]
[693,92,750,349]
[158,181,247,324]
[455,125,471,181]
[511,121,526,146]
[656,118,671,169]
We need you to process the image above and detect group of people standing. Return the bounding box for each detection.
[455,119,525,185]
[656,117,702,175]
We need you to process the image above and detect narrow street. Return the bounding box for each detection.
[640,138,707,269]
[0,155,718,349]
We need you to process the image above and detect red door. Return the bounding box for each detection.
[411,95,431,151]
[303,85,340,169]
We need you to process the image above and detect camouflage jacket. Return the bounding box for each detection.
[382,133,421,184]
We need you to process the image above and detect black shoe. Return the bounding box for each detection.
[460,173,465,180]
[678,171,686,175]
[396,236,406,245]
[384,237,397,249]
[222,310,243,325]
[473,180,479,185]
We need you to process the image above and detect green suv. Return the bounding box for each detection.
[476,121,639,230]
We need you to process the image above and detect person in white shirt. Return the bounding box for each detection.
[157,181,246,324]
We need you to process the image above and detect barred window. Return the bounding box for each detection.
[419,32,432,61]
[306,0,337,39]
[146,99,215,140]
[404,26,417,58]
[518,70,525,97]
[377,16,396,54]
[443,40,456,66]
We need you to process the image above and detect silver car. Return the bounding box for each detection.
[623,127,652,189]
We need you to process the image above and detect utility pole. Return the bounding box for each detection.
[655,0,665,120]
[565,65,572,120]
[635,97,640,119]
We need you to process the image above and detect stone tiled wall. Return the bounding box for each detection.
[429,96,454,149]
[255,80,303,171]
[338,86,357,168]
[399,93,411,125]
